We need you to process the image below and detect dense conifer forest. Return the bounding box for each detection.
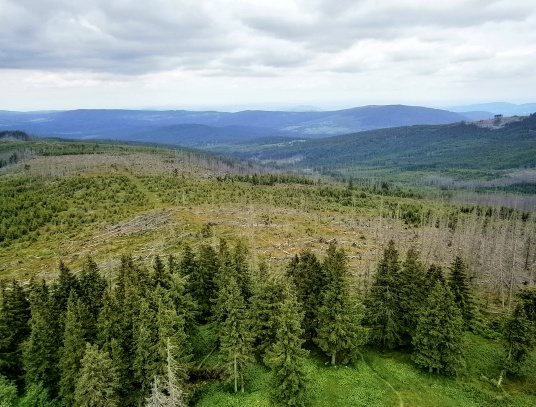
[1,135,535,406]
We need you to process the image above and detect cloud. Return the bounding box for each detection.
[1,0,535,109]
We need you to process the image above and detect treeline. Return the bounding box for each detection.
[1,241,535,406]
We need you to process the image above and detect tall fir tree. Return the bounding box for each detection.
[0,280,31,385]
[286,250,326,337]
[498,288,536,385]
[152,255,171,290]
[412,280,465,375]
[397,248,427,344]
[366,240,402,349]
[78,256,107,342]
[187,245,219,321]
[133,295,158,400]
[59,295,90,407]
[264,286,308,407]
[215,275,253,393]
[145,338,188,407]
[73,343,120,407]
[23,280,61,395]
[448,256,475,329]
[315,244,367,365]
[250,278,286,359]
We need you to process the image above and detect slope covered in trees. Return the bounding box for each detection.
[1,137,536,405]
[210,113,536,177]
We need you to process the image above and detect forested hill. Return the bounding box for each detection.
[0,105,484,145]
[214,113,536,172]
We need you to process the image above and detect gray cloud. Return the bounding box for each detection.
[1,0,535,78]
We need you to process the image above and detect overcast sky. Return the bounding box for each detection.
[1,0,534,111]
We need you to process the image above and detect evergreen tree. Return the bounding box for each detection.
[154,288,191,382]
[59,295,90,407]
[0,280,31,384]
[73,343,120,407]
[264,287,308,407]
[178,245,197,278]
[286,250,326,337]
[18,382,55,407]
[412,280,465,375]
[23,280,61,394]
[51,261,79,317]
[366,240,402,349]
[216,276,253,393]
[315,244,367,365]
[232,241,253,300]
[78,257,106,341]
[250,278,286,359]
[145,339,188,407]
[397,248,426,343]
[425,264,444,289]
[448,256,475,329]
[152,255,171,290]
[498,288,536,385]
[187,245,219,321]
[0,374,17,407]
[133,296,158,399]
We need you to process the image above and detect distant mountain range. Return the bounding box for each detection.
[0,105,498,146]
[447,102,536,117]
[208,113,536,173]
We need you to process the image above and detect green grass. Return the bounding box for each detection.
[194,334,536,407]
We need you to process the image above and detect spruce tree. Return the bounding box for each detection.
[250,278,286,359]
[133,296,158,398]
[286,250,326,337]
[0,280,30,384]
[78,257,106,341]
[498,288,536,385]
[153,255,171,289]
[154,288,191,382]
[366,240,402,349]
[315,244,367,365]
[145,339,188,407]
[59,295,90,407]
[264,287,308,407]
[448,256,475,329]
[73,343,120,407]
[412,280,465,375]
[216,276,253,393]
[187,245,219,321]
[23,280,61,394]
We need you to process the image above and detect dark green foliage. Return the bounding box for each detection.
[187,245,219,321]
[250,278,286,359]
[215,276,254,393]
[501,288,536,378]
[397,248,427,343]
[73,343,120,407]
[286,250,326,337]
[152,255,171,289]
[448,256,476,329]
[412,280,465,375]
[366,240,402,349]
[315,244,367,365]
[264,287,308,407]
[59,296,90,407]
[77,257,106,341]
[18,382,56,407]
[0,280,31,385]
[425,264,444,290]
[0,374,17,407]
[23,281,61,394]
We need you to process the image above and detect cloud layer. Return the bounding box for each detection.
[1,0,535,109]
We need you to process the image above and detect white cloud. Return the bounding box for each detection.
[0,0,535,109]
